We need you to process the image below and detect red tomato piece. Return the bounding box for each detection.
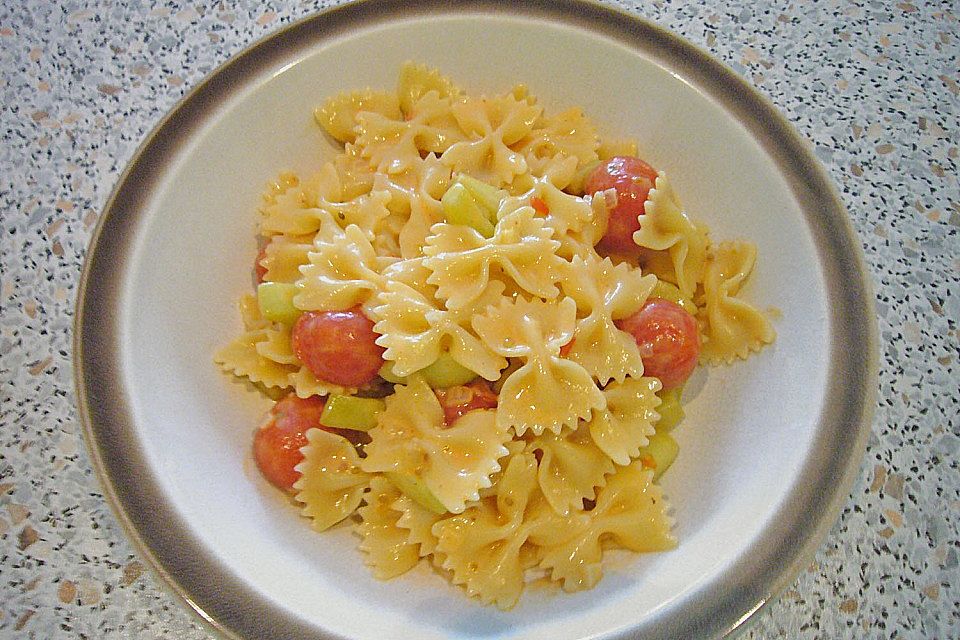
[559,336,576,358]
[292,308,385,387]
[530,196,550,215]
[254,244,269,283]
[585,156,659,254]
[617,299,700,390]
[253,393,325,491]
[435,380,498,425]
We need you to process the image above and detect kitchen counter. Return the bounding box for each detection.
[0,0,957,637]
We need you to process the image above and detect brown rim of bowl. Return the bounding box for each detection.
[74,0,878,638]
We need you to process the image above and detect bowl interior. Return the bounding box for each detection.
[115,9,830,640]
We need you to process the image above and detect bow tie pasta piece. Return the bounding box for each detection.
[329,189,393,238]
[361,376,511,514]
[369,155,452,259]
[260,163,391,237]
[423,206,563,310]
[215,327,296,391]
[378,256,436,298]
[528,423,615,517]
[473,295,574,360]
[357,476,423,580]
[512,153,580,196]
[440,93,543,187]
[369,278,507,380]
[633,173,709,301]
[372,154,450,215]
[259,234,314,283]
[477,439,529,500]
[502,173,590,229]
[530,460,675,593]
[397,196,440,261]
[259,168,332,237]
[515,106,600,171]
[315,88,402,144]
[500,174,614,259]
[699,241,776,363]
[588,376,662,465]
[473,297,606,436]
[334,144,379,200]
[294,211,397,312]
[397,61,462,117]
[355,90,465,175]
[293,429,371,532]
[393,490,447,559]
[287,366,357,400]
[561,255,657,384]
[432,451,547,610]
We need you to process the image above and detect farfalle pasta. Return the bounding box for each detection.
[215,63,776,610]
[473,296,606,436]
[423,206,564,308]
[698,241,777,363]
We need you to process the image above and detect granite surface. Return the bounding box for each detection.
[0,0,957,638]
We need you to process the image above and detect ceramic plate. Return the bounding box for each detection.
[75,1,877,638]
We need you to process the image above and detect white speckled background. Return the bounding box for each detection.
[0,0,957,637]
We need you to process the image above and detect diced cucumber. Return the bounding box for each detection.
[378,361,406,384]
[649,280,696,314]
[655,387,684,433]
[637,432,679,480]
[320,395,385,432]
[441,183,495,237]
[419,353,477,388]
[456,174,505,215]
[256,282,302,325]
[385,472,447,515]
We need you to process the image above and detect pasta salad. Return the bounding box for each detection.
[215,63,775,609]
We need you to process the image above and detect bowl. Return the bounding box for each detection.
[74,0,877,638]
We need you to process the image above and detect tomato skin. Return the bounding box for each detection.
[253,394,326,491]
[254,244,269,283]
[617,299,700,390]
[530,196,550,215]
[291,308,385,387]
[435,380,498,425]
[585,156,658,254]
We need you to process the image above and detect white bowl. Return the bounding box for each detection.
[75,1,877,638]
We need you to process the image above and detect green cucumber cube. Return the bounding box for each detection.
[319,395,385,432]
[456,174,505,216]
[256,282,301,325]
[385,472,447,515]
[419,353,478,388]
[441,183,495,237]
[637,432,679,480]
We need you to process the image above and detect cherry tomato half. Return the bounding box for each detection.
[435,380,498,425]
[617,298,700,390]
[292,308,385,387]
[585,156,659,254]
[253,393,325,490]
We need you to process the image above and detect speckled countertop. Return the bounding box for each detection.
[0,0,957,638]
